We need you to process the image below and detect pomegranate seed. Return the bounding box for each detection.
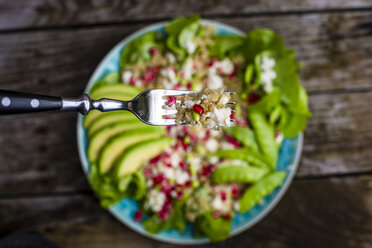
[207,57,218,67]
[217,67,224,74]
[134,210,142,221]
[141,68,155,82]
[162,202,172,212]
[169,66,176,72]
[213,211,222,218]
[192,64,198,70]
[193,104,204,115]
[226,135,241,147]
[165,96,176,107]
[179,161,185,169]
[176,191,183,200]
[165,162,172,168]
[174,83,181,90]
[230,112,235,119]
[275,130,281,137]
[184,181,191,187]
[186,82,192,90]
[129,76,136,86]
[159,210,168,221]
[149,47,158,55]
[144,169,151,177]
[247,91,260,103]
[220,191,227,201]
[150,155,162,165]
[154,65,161,72]
[228,65,238,79]
[153,174,165,185]
[178,71,184,78]
[223,214,231,220]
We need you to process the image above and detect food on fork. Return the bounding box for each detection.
[174,88,233,129]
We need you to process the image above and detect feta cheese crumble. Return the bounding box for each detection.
[259,57,277,93]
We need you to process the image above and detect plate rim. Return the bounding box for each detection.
[76,19,303,245]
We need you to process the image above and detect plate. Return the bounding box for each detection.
[77,20,303,245]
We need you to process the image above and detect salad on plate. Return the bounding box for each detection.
[84,15,311,242]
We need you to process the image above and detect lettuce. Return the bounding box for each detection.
[195,212,232,242]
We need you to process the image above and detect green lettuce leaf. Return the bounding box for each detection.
[194,212,232,242]
[209,35,244,58]
[120,32,162,69]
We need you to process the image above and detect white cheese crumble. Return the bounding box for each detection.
[207,67,224,90]
[161,68,178,89]
[185,40,197,54]
[205,138,219,153]
[181,58,195,80]
[213,58,234,75]
[175,168,190,185]
[205,107,232,129]
[146,189,166,212]
[122,71,132,84]
[166,52,176,63]
[260,57,277,93]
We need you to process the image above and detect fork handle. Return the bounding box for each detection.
[0,90,131,115]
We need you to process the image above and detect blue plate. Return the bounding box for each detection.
[77,20,303,245]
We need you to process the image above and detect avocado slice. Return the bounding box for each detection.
[88,111,136,138]
[116,137,173,179]
[98,127,165,174]
[83,92,136,128]
[90,84,141,99]
[87,119,148,163]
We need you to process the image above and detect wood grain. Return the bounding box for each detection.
[0,0,371,31]
[1,175,369,248]
[0,12,371,194]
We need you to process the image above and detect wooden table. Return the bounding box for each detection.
[0,1,371,247]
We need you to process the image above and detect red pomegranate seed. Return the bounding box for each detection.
[186,82,192,90]
[275,130,281,137]
[226,134,241,147]
[165,96,176,107]
[153,174,165,185]
[220,191,227,201]
[223,214,231,220]
[176,191,183,200]
[247,91,260,103]
[184,181,191,187]
[228,65,238,79]
[154,65,161,72]
[213,210,222,218]
[134,210,142,221]
[150,155,162,165]
[231,182,240,197]
[174,83,181,90]
[129,76,136,86]
[207,57,218,67]
[144,169,151,177]
[162,202,172,212]
[141,68,155,82]
[230,112,235,119]
[159,210,168,220]
[192,64,198,70]
[193,104,204,115]
[178,161,185,169]
[178,71,184,78]
[149,47,158,55]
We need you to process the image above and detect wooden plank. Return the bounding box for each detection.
[1,176,370,247]
[0,13,371,194]
[0,13,370,94]
[0,0,370,31]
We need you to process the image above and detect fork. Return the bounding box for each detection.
[0,89,235,125]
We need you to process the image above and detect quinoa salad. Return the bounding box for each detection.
[85,16,311,242]
[174,88,233,128]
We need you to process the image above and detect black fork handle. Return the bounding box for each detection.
[0,90,63,114]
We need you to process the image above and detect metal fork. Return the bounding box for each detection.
[0,89,235,125]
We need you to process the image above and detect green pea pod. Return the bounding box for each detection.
[249,110,278,169]
[211,165,268,184]
[195,212,232,242]
[224,126,259,152]
[239,171,286,213]
[211,148,270,169]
